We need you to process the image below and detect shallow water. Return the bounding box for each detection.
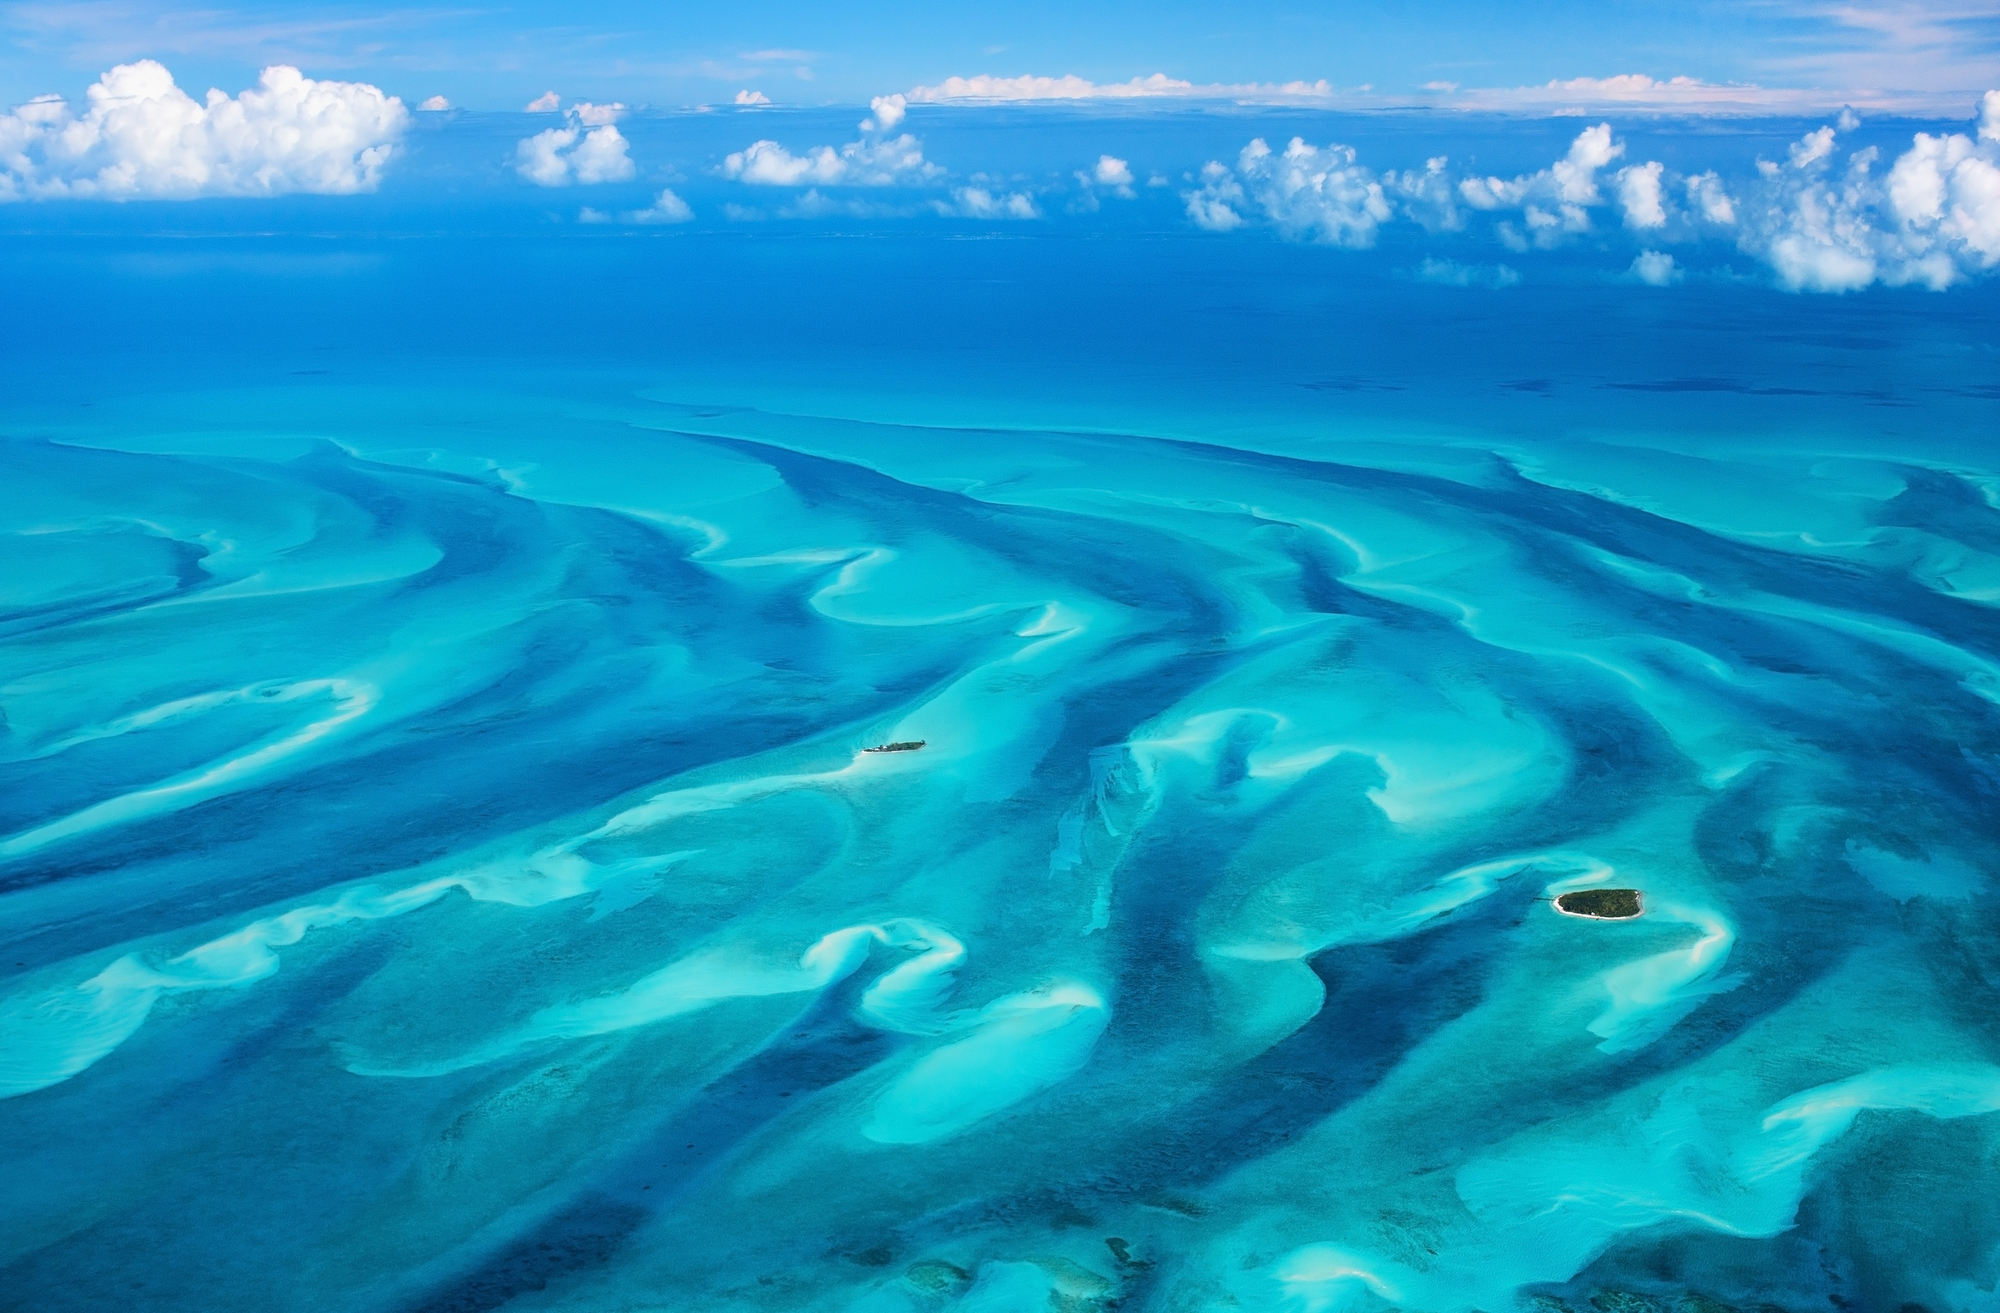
[4,218,2000,1313]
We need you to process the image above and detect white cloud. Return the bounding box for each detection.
[1080,154,1136,203]
[525,91,560,113]
[1188,140,1448,243]
[1745,127,1885,291]
[1240,137,1392,246]
[1460,124,1624,244]
[580,188,694,225]
[634,188,694,223]
[1416,257,1521,288]
[1384,155,1462,231]
[417,95,449,112]
[908,72,1338,104]
[724,140,840,185]
[913,72,1188,101]
[515,128,574,186]
[1554,123,1623,201]
[722,133,938,186]
[734,90,771,106]
[1616,160,1668,228]
[935,186,1040,218]
[572,101,626,127]
[1720,94,2000,290]
[904,68,1976,116]
[1686,171,1739,225]
[1432,73,1966,115]
[570,125,635,183]
[1733,113,2000,291]
[1630,250,1682,284]
[1887,128,2000,266]
[1790,125,1839,168]
[0,60,406,202]
[1184,161,1246,230]
[869,94,907,130]
[515,121,634,187]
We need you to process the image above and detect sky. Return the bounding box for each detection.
[3,0,1999,112]
[2,1,1998,299]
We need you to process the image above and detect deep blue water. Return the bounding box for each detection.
[5,112,2000,1313]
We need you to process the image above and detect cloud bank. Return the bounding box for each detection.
[1743,96,2000,290]
[722,133,938,186]
[908,72,1338,104]
[1180,93,2000,292]
[516,124,634,187]
[514,101,635,187]
[0,61,406,202]
[935,186,1040,218]
[904,69,1973,115]
[579,188,694,225]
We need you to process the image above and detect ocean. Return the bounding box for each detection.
[4,105,2000,1313]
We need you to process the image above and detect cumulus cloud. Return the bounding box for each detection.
[1187,139,1446,244]
[515,114,635,187]
[1185,162,1247,231]
[1686,172,1738,225]
[734,90,771,106]
[572,102,626,127]
[1183,139,1389,246]
[1242,138,1392,246]
[868,94,907,130]
[1075,154,1136,205]
[1884,127,2000,272]
[1630,250,1682,284]
[1735,99,2000,292]
[1616,160,1667,227]
[1166,91,2000,295]
[722,133,938,186]
[0,60,406,202]
[525,91,560,113]
[935,186,1040,218]
[579,188,693,225]
[418,95,449,112]
[1745,132,1884,291]
[633,188,694,223]
[1385,155,1462,231]
[1459,123,1625,244]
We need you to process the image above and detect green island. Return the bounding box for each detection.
[1554,888,1644,919]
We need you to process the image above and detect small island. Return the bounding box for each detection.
[862,740,927,754]
[1554,888,1643,919]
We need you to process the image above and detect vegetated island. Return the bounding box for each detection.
[862,740,926,754]
[1554,888,1644,919]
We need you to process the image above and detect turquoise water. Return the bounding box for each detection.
[5,171,2000,1312]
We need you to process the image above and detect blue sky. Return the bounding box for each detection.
[4,0,1998,111]
[4,0,1999,298]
